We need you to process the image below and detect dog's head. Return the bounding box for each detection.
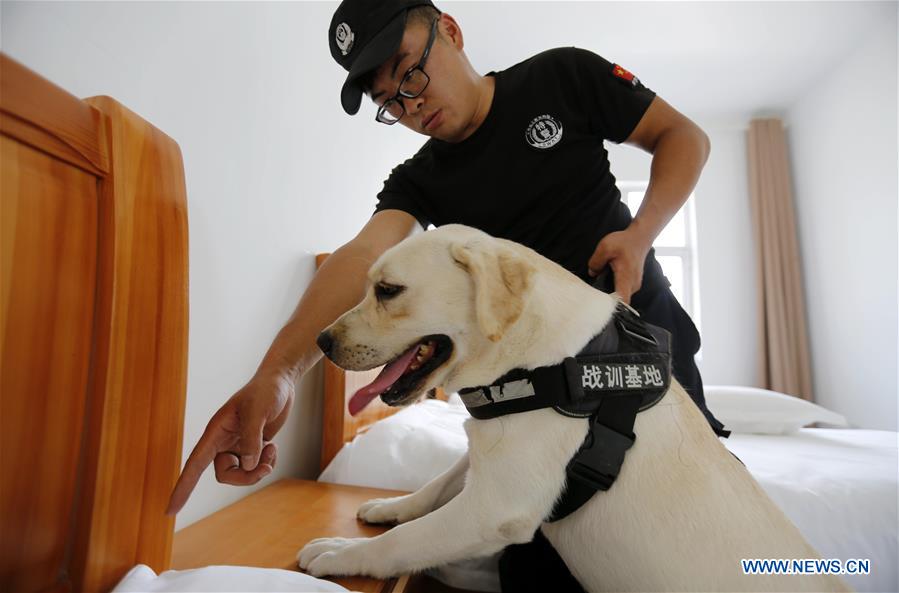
[318,224,537,414]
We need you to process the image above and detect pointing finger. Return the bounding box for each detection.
[166,428,220,515]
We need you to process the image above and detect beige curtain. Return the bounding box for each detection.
[747,118,814,401]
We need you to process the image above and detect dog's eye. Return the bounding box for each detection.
[374,283,405,301]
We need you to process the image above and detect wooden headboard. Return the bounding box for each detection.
[315,253,447,473]
[0,54,189,592]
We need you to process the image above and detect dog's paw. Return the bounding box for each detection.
[357,495,426,525]
[297,537,368,577]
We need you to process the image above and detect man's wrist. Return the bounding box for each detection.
[255,353,303,385]
[626,217,658,253]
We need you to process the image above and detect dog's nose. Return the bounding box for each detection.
[316,331,333,357]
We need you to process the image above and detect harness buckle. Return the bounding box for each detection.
[615,312,659,348]
[566,421,635,491]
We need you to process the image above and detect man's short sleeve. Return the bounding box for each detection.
[570,48,657,144]
[373,162,431,231]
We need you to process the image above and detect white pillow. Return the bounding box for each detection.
[704,385,849,435]
[318,397,469,492]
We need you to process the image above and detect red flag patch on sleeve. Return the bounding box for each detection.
[612,63,639,87]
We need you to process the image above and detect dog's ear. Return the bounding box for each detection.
[450,241,535,342]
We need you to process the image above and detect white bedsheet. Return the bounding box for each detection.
[725,430,898,593]
[112,564,350,592]
[320,398,898,592]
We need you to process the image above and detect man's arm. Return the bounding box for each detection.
[256,209,421,383]
[587,96,710,302]
[166,209,419,514]
[622,96,711,247]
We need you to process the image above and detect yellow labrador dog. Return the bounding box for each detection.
[298,224,849,592]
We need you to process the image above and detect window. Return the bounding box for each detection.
[619,182,702,337]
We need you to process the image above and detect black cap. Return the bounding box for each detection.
[329,0,437,115]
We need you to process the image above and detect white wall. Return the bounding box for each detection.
[2,1,428,529]
[785,13,898,431]
[612,9,899,431]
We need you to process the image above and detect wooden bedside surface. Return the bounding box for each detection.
[172,478,412,592]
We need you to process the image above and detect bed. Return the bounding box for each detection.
[314,284,899,593]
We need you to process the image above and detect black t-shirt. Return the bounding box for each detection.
[373,46,670,295]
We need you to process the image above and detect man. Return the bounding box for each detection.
[167,0,729,590]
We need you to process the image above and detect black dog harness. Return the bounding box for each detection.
[458,303,672,522]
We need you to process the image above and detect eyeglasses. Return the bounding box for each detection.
[375,17,439,125]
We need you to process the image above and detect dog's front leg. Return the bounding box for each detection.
[299,483,540,578]
[299,412,576,579]
[356,452,469,525]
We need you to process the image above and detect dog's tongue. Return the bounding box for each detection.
[348,343,420,416]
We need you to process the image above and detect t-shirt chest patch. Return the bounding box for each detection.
[525,114,563,149]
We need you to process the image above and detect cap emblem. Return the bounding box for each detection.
[335,22,354,56]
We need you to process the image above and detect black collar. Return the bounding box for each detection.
[458,303,672,420]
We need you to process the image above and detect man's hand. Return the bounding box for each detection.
[165,371,296,515]
[587,227,653,304]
